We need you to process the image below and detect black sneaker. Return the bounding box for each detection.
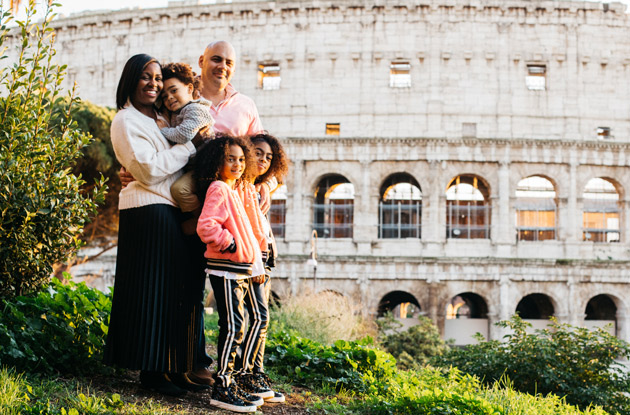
[234,372,274,399]
[253,373,285,403]
[209,383,257,413]
[233,383,264,407]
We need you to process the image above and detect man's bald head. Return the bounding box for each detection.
[199,41,236,96]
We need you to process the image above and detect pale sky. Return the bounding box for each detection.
[13,0,630,18]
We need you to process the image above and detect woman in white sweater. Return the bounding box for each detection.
[104,54,206,396]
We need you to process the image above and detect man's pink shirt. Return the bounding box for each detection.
[210,83,264,136]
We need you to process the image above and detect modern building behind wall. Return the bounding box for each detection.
[9,0,630,344]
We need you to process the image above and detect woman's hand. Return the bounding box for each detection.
[252,275,266,284]
[119,167,136,188]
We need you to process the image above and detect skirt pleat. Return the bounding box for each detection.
[104,204,199,373]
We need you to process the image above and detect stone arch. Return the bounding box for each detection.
[515,175,558,241]
[312,173,354,238]
[377,290,422,318]
[378,172,422,239]
[582,177,621,243]
[584,293,620,336]
[445,173,491,239]
[443,291,490,345]
[585,294,617,320]
[445,292,489,319]
[516,293,555,319]
[305,165,360,196]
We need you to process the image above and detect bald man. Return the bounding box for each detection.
[198,41,263,137]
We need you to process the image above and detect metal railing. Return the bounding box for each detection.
[378,201,421,238]
[446,203,491,239]
[312,203,353,238]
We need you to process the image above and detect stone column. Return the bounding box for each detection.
[495,161,512,256]
[564,157,580,257]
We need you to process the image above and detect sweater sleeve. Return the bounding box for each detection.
[111,112,196,185]
[197,184,234,251]
[160,103,215,144]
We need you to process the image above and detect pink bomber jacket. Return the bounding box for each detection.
[196,180,266,275]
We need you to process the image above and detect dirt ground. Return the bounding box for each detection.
[92,370,311,415]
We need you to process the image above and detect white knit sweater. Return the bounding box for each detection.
[111,103,196,210]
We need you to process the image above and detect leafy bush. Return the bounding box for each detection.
[377,313,448,369]
[270,290,376,345]
[0,1,106,298]
[0,276,112,375]
[434,315,630,414]
[266,331,397,394]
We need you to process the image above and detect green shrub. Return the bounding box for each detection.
[266,330,397,394]
[0,1,106,298]
[0,276,112,375]
[434,315,630,414]
[377,313,448,369]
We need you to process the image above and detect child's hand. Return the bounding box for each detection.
[252,275,266,284]
[156,119,168,129]
[258,183,271,215]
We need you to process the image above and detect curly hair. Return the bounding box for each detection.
[250,133,289,185]
[194,134,256,202]
[161,62,201,98]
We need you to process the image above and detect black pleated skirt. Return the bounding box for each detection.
[104,204,204,373]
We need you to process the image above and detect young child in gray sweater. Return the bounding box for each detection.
[157,62,215,234]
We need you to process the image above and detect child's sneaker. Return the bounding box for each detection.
[253,372,286,403]
[234,385,264,407]
[209,382,257,413]
[234,372,274,399]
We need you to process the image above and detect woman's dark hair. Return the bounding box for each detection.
[194,134,256,202]
[250,133,289,185]
[116,54,160,110]
[162,62,201,98]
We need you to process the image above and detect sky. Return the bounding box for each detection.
[11,0,630,18]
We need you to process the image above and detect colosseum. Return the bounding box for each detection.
[11,0,630,344]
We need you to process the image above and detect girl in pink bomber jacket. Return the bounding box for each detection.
[194,134,268,412]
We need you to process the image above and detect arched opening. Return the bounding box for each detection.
[583,178,620,243]
[444,292,489,345]
[313,174,354,238]
[446,174,491,239]
[584,294,617,336]
[445,292,488,319]
[515,176,557,241]
[377,291,421,318]
[269,184,287,238]
[379,173,422,239]
[516,293,554,330]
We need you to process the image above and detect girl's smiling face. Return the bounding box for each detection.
[220,144,246,186]
[254,141,273,177]
[132,62,162,110]
[162,77,194,112]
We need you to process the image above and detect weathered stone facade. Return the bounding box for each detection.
[9,0,630,343]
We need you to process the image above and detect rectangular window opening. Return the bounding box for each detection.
[390,61,411,88]
[326,123,340,136]
[526,64,546,91]
[258,63,281,90]
[597,127,611,139]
